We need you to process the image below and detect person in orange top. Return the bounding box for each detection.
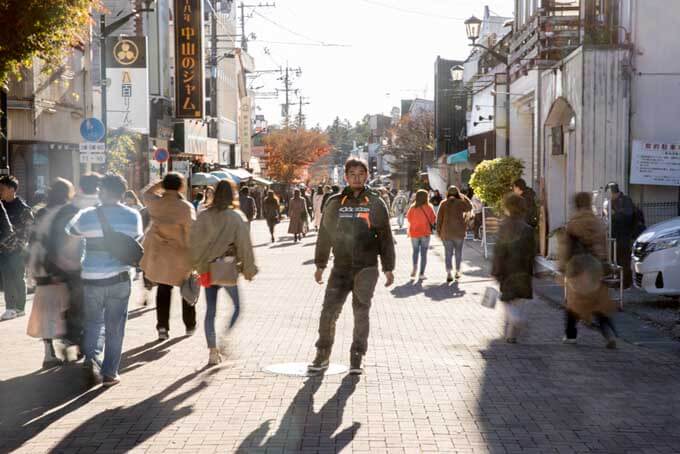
[406,189,436,279]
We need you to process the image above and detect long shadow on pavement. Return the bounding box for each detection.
[391,281,466,301]
[119,336,186,374]
[48,366,216,453]
[0,366,106,452]
[236,375,360,452]
[476,338,680,453]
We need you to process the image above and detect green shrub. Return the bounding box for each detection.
[469,157,524,212]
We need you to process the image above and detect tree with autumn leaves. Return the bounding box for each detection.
[263,128,331,184]
[384,111,435,189]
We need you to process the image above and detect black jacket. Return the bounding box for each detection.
[521,188,539,228]
[610,193,634,240]
[315,187,395,272]
[492,216,535,301]
[0,197,34,254]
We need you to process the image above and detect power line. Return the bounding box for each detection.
[255,40,351,47]
[252,10,350,47]
[358,0,509,23]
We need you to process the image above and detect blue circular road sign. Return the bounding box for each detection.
[154,148,170,163]
[80,118,105,142]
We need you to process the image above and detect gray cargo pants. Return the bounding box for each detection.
[315,266,380,356]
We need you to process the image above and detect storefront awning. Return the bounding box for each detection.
[447,149,469,165]
[252,176,273,186]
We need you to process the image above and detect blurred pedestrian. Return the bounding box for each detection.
[313,185,326,230]
[141,173,196,340]
[263,190,281,243]
[123,190,143,210]
[309,157,395,375]
[436,186,472,283]
[322,185,339,211]
[239,186,257,226]
[190,180,257,365]
[26,178,76,368]
[391,190,408,229]
[429,189,443,215]
[512,178,538,229]
[471,193,483,240]
[560,192,618,348]
[288,189,308,243]
[406,189,436,280]
[67,174,143,387]
[607,183,635,288]
[197,186,215,213]
[0,175,34,321]
[492,193,535,343]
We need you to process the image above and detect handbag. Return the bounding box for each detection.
[95,207,144,267]
[209,244,239,286]
[481,287,499,309]
[180,273,201,306]
[419,206,436,233]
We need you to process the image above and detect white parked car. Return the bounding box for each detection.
[632,217,680,296]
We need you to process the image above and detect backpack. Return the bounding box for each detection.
[95,207,144,267]
[632,204,646,238]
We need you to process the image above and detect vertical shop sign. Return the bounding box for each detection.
[174,0,204,119]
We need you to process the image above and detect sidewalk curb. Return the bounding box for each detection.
[533,276,680,357]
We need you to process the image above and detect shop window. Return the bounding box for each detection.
[551,126,564,155]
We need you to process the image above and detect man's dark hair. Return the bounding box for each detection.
[0,175,19,191]
[574,192,592,210]
[607,182,620,194]
[80,173,101,195]
[47,178,75,207]
[100,173,128,198]
[344,157,369,174]
[503,193,526,217]
[512,178,527,191]
[239,186,249,195]
[162,172,184,191]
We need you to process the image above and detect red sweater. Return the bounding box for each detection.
[406,204,436,238]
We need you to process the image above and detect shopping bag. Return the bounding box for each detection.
[481,287,499,309]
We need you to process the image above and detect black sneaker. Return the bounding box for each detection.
[308,349,330,372]
[158,328,169,341]
[102,375,121,387]
[349,353,363,375]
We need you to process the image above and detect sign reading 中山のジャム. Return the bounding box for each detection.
[174,0,204,119]
[630,140,680,187]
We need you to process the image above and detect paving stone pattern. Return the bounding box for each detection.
[1,220,680,453]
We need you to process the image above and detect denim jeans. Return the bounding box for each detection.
[411,236,430,274]
[443,239,464,272]
[397,213,405,228]
[83,280,131,378]
[0,251,27,312]
[204,285,240,348]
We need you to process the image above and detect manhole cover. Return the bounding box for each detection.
[263,362,348,376]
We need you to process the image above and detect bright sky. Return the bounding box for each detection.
[243,0,514,128]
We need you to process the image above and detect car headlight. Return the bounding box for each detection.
[648,237,680,253]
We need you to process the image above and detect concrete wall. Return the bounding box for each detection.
[628,0,680,204]
[509,70,539,183]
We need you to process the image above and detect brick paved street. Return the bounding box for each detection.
[2,220,680,453]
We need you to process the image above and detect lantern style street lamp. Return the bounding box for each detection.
[450,65,464,82]
[465,15,482,44]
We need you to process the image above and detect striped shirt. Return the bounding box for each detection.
[67,203,143,280]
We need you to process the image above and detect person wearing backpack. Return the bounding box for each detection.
[67,174,143,387]
[607,183,635,288]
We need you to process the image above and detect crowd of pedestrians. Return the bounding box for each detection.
[0,157,642,384]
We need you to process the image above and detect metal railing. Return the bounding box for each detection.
[639,202,680,228]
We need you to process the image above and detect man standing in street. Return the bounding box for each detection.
[0,175,34,321]
[67,174,143,387]
[607,183,635,288]
[309,158,395,375]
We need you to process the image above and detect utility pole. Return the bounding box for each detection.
[211,0,218,136]
[296,95,310,129]
[239,2,275,51]
[279,65,301,127]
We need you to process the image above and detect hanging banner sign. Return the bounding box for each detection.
[174,0,204,119]
[105,37,150,133]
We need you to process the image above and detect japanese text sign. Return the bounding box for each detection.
[174,0,204,119]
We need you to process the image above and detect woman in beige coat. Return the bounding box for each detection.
[287,188,308,243]
[140,173,196,340]
[191,180,257,365]
[559,192,618,348]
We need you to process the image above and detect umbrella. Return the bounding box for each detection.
[191,172,220,186]
[210,171,238,183]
